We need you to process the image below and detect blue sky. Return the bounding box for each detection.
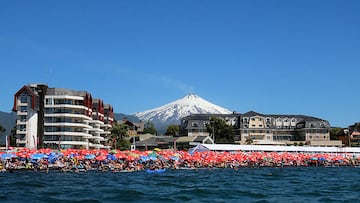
[0,1,359,127]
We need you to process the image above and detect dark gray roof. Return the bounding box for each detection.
[193,136,208,142]
[134,136,175,147]
[46,88,89,97]
[183,113,241,120]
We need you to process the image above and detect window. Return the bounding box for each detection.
[20,115,27,122]
[20,106,27,112]
[191,122,198,127]
[45,98,53,105]
[20,95,28,103]
[19,125,26,131]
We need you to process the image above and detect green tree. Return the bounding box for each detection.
[10,126,17,147]
[330,127,343,140]
[117,139,131,151]
[143,121,157,135]
[111,123,129,150]
[0,124,5,133]
[165,125,180,136]
[206,116,235,144]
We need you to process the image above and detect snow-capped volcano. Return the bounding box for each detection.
[134,94,232,126]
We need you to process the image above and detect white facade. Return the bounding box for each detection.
[43,94,110,149]
[13,84,113,150]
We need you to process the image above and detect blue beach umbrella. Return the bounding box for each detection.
[31,153,47,160]
[140,155,150,162]
[1,153,16,160]
[85,154,96,159]
[148,155,157,161]
[69,153,79,158]
[170,156,180,161]
[106,154,117,161]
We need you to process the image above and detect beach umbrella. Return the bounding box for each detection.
[80,149,91,155]
[69,153,78,158]
[148,155,157,161]
[140,155,150,162]
[31,153,47,160]
[106,154,117,161]
[126,156,136,161]
[85,154,96,159]
[115,153,126,159]
[96,155,106,161]
[1,153,16,160]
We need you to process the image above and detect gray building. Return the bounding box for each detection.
[180,111,341,147]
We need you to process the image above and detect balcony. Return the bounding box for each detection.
[89,135,105,141]
[89,143,106,149]
[45,104,87,110]
[44,131,93,138]
[45,113,91,120]
[44,122,92,129]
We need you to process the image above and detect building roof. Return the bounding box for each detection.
[13,85,39,111]
[135,136,175,147]
[176,136,196,143]
[193,136,209,142]
[46,88,89,97]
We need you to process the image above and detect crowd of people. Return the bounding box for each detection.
[1,147,359,173]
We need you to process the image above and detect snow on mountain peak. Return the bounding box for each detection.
[182,93,199,100]
[134,94,232,125]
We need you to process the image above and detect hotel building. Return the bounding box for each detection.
[12,84,114,150]
[180,111,342,147]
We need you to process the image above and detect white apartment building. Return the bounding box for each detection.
[13,84,114,150]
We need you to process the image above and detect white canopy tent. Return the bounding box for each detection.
[198,144,360,154]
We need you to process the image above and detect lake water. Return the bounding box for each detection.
[0,167,359,202]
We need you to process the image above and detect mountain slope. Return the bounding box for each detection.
[134,94,232,128]
[0,111,16,144]
[114,113,139,123]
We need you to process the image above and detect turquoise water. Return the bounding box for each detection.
[0,167,359,202]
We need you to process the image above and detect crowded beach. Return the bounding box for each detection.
[1,147,359,173]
